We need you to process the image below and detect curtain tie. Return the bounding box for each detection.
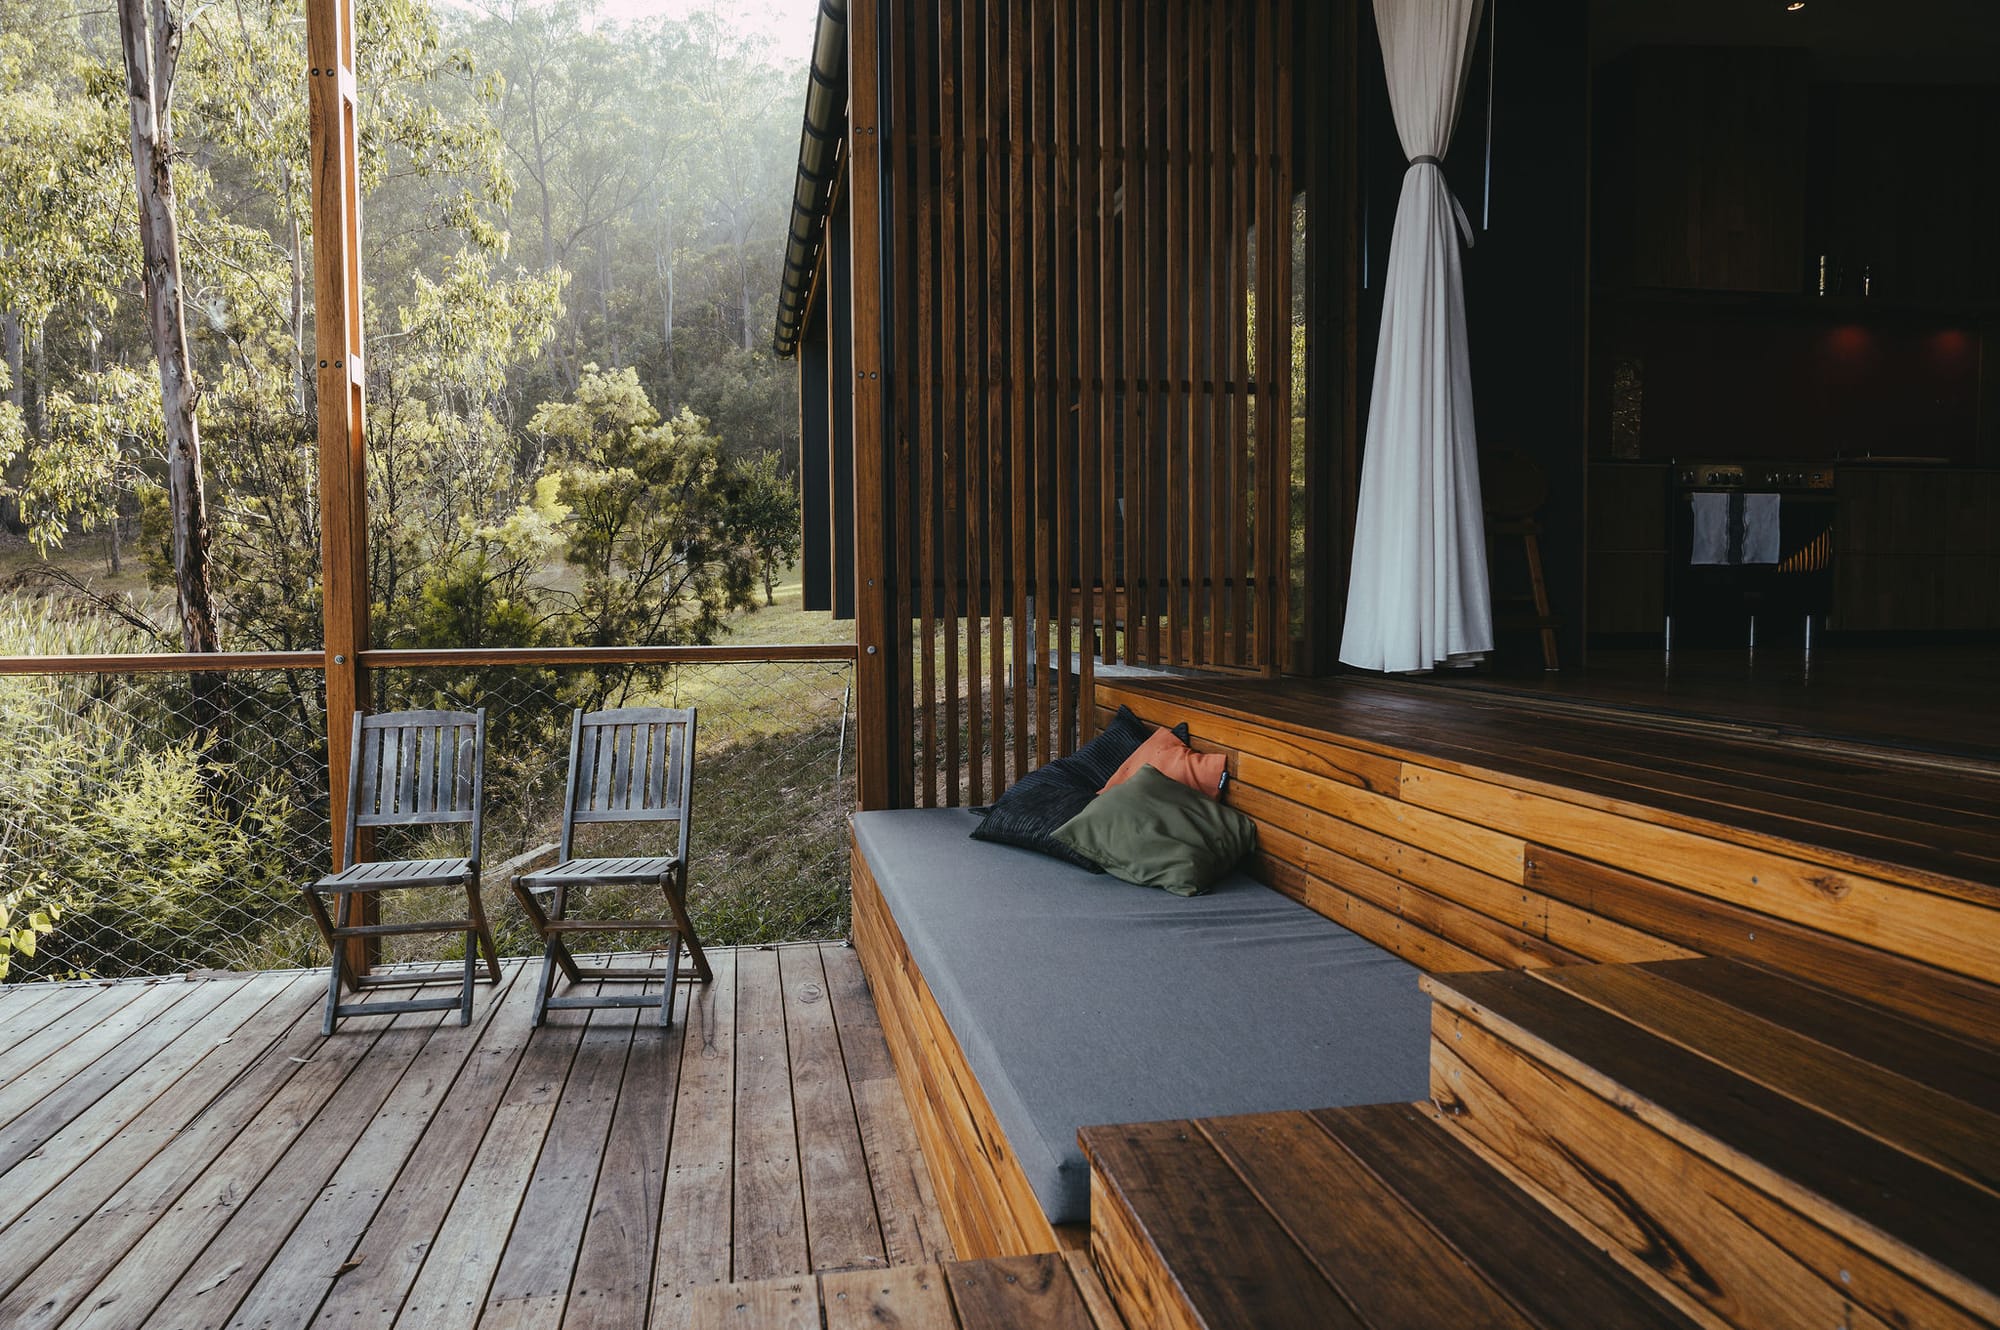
[1406,154,1475,248]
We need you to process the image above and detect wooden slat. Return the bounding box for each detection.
[1432,1005,1991,1330]
[0,982,185,1136]
[1119,0,1142,666]
[777,945,886,1273]
[908,0,936,808]
[1530,962,2000,1197]
[850,0,892,811]
[686,1276,818,1330]
[1051,0,1074,758]
[820,942,951,1268]
[943,1252,1095,1330]
[652,948,739,1325]
[938,0,964,807]
[0,973,294,1235]
[1091,0,1116,682]
[1081,1119,1364,1330]
[820,1263,955,1328]
[168,966,525,1330]
[1227,0,1250,665]
[1006,0,1030,782]
[1268,0,1294,667]
[1161,0,1184,666]
[480,1001,643,1327]
[892,0,920,810]
[0,975,395,1326]
[1319,1103,1703,1330]
[75,981,455,1330]
[1405,765,1998,985]
[305,965,543,1330]
[395,993,594,1325]
[1,953,945,1330]
[1642,956,2000,1110]
[0,978,239,1179]
[984,0,1007,800]
[1526,845,2000,1046]
[732,946,808,1283]
[959,0,985,808]
[1197,1111,1539,1329]
[1431,970,2000,1317]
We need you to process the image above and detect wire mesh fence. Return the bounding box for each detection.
[0,655,855,982]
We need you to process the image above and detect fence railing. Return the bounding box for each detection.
[0,645,856,982]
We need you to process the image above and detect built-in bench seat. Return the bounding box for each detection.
[850,807,1432,1257]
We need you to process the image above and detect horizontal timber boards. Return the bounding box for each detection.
[1096,677,2000,1005]
[1096,674,2000,897]
[1427,961,2000,1329]
[851,841,1065,1259]
[1081,1106,1702,1330]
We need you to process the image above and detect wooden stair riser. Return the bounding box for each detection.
[1428,1003,1997,1330]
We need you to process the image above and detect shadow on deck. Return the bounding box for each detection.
[0,945,948,1329]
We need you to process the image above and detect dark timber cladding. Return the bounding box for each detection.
[873,0,1297,808]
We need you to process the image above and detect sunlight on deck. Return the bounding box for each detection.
[0,944,948,1329]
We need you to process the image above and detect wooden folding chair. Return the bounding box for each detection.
[302,709,502,1035]
[512,706,713,1027]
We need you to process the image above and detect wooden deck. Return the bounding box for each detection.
[0,945,950,1329]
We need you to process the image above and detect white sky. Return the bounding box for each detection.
[432,0,818,67]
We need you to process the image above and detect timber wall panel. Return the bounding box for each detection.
[879,0,1295,807]
[1097,678,2000,1044]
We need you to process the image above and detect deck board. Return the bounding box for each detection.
[0,945,949,1329]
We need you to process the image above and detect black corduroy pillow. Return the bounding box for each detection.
[969,706,1187,869]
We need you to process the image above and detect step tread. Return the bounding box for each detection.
[1082,1107,1702,1330]
[1429,962,2000,1297]
[687,1256,1126,1329]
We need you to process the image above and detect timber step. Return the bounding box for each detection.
[1079,1102,1702,1330]
[685,1253,1127,1329]
[1427,957,2000,1330]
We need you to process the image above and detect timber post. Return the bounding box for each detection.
[306,0,373,972]
[849,0,894,811]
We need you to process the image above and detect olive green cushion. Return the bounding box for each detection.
[1051,765,1257,895]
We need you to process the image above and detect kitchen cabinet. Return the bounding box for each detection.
[1587,464,1668,637]
[1595,47,1809,294]
[1808,86,1999,305]
[1835,469,2000,632]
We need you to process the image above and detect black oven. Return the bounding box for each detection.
[1667,461,1837,650]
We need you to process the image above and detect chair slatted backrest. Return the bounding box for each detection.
[559,707,697,865]
[343,709,486,866]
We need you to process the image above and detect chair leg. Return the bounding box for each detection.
[323,937,344,1037]
[533,935,561,1028]
[460,931,477,1026]
[662,872,712,984]
[464,880,502,984]
[659,931,682,1028]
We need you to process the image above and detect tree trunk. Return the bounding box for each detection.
[288,202,308,417]
[91,327,121,575]
[1,310,22,535]
[119,0,219,657]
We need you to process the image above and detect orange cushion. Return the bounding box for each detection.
[1099,727,1227,800]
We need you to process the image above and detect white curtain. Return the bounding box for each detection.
[1340,0,1492,674]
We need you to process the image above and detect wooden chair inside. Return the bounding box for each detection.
[302,709,503,1036]
[512,706,713,1027]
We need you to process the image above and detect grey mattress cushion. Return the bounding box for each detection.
[852,807,1433,1226]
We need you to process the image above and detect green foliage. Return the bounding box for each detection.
[734,449,802,604]
[0,598,312,979]
[0,886,60,981]
[537,366,756,648]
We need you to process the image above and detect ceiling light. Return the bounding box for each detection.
[1786,2,1805,10]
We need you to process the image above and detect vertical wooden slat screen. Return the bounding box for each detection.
[879,0,1295,806]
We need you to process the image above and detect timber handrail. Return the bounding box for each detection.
[360,644,858,667]
[0,644,858,676]
[0,651,326,675]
